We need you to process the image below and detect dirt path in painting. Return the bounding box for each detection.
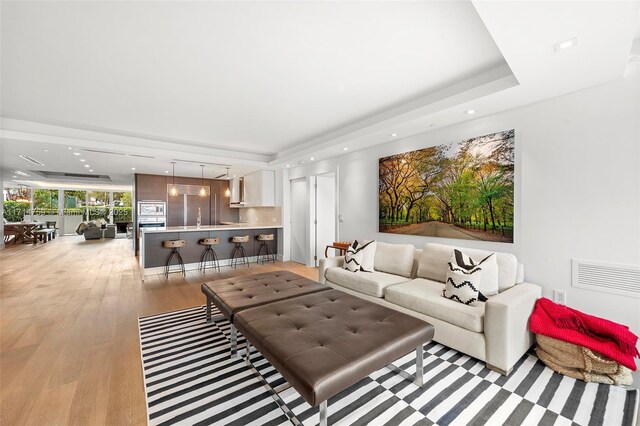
[386,221,511,242]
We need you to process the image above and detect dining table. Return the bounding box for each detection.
[4,222,45,244]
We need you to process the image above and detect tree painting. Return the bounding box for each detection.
[379,129,515,243]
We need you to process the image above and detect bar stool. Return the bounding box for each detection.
[256,234,276,264]
[162,239,186,278]
[199,237,221,272]
[230,235,250,268]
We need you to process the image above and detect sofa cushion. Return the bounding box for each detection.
[374,242,415,278]
[416,243,518,292]
[385,278,485,333]
[325,267,411,298]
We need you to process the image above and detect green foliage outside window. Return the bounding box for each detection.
[3,201,31,222]
[113,206,133,222]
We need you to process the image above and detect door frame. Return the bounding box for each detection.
[289,177,309,265]
[287,166,339,267]
[312,172,338,267]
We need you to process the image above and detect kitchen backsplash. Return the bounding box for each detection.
[239,207,282,226]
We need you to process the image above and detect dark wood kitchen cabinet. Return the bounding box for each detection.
[187,194,211,226]
[167,193,184,226]
[135,174,168,201]
[135,173,238,226]
[209,180,236,224]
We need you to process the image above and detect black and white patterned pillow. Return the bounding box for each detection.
[442,250,489,305]
[343,241,364,272]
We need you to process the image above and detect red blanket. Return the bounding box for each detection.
[529,297,639,370]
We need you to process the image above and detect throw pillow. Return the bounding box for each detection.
[343,241,364,273]
[475,252,499,296]
[359,240,377,272]
[442,250,489,306]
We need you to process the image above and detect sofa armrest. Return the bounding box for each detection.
[318,256,344,284]
[484,282,541,375]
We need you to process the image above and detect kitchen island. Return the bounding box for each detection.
[139,224,281,278]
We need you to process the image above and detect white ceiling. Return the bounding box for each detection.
[1,0,639,189]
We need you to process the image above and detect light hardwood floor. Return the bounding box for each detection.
[0,235,318,425]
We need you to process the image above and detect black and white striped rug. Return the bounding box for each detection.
[138,306,639,426]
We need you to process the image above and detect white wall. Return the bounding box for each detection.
[0,165,4,246]
[289,65,640,338]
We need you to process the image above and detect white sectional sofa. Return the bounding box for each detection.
[319,242,542,376]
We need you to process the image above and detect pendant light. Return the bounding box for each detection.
[169,162,178,196]
[224,167,231,197]
[199,165,206,197]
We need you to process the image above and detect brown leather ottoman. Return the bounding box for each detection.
[201,271,328,355]
[234,289,434,425]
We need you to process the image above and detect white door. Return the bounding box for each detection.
[290,178,307,264]
[315,174,336,267]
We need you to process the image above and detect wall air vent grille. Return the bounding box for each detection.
[571,259,640,299]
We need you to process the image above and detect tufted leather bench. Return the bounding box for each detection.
[202,270,328,321]
[234,289,434,424]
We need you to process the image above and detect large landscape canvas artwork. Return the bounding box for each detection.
[379,129,515,243]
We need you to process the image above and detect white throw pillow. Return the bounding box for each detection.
[442,250,488,306]
[343,241,364,273]
[359,240,377,272]
[475,253,499,296]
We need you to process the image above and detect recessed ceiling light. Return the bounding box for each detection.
[42,149,49,152]
[554,36,578,52]
[286,164,290,168]
[465,109,476,115]
[67,147,73,150]
[130,167,136,171]
[343,147,349,151]
[73,152,81,156]
[309,157,315,161]
[89,169,94,172]
[84,165,90,168]
[390,133,398,137]
[164,170,169,174]
[79,159,86,162]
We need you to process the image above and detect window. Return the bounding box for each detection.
[88,191,110,222]
[3,186,31,222]
[113,191,132,222]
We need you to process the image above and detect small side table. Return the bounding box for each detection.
[324,242,351,258]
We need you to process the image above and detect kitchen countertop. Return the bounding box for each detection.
[140,224,282,233]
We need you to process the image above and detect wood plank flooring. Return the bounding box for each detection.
[0,236,317,425]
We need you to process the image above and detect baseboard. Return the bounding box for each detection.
[142,255,270,280]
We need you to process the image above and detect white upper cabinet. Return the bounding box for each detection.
[242,170,275,207]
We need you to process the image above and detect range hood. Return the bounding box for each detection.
[230,177,244,205]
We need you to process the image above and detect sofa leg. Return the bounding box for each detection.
[486,363,512,376]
